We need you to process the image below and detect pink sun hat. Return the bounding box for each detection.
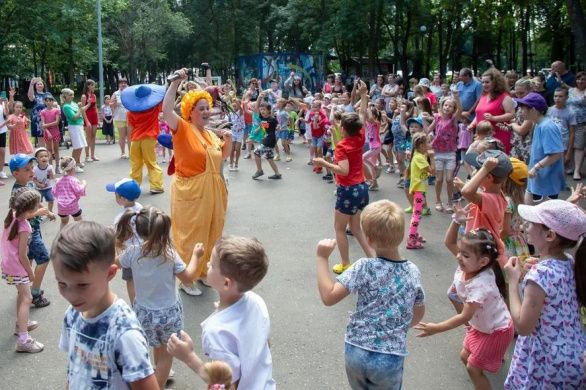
[518,199,586,241]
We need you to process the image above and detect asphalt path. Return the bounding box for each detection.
[0,139,540,389]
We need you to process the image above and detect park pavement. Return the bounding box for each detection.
[0,139,515,389]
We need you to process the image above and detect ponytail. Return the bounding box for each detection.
[204,361,233,390]
[463,228,507,299]
[5,188,41,241]
[115,210,136,250]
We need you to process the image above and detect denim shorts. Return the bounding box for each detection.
[28,227,50,265]
[244,124,252,137]
[345,343,404,390]
[335,182,369,216]
[38,188,54,203]
[278,130,294,141]
[134,300,183,347]
[311,136,324,148]
[122,267,133,281]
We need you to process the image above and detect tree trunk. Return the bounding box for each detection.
[567,0,586,66]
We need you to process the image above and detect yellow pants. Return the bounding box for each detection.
[129,138,164,191]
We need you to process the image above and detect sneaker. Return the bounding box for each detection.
[13,320,39,336]
[268,174,282,179]
[179,283,202,296]
[307,161,313,165]
[121,154,129,159]
[241,144,247,150]
[252,170,264,179]
[396,178,404,188]
[243,153,251,159]
[444,204,454,214]
[32,293,50,308]
[75,166,84,173]
[385,166,395,174]
[161,159,167,164]
[78,162,85,168]
[91,156,100,161]
[0,171,8,179]
[368,182,379,191]
[375,165,383,178]
[55,166,62,175]
[322,174,330,181]
[15,338,44,353]
[150,189,165,195]
[273,154,281,161]
[85,157,92,163]
[404,206,413,213]
[422,207,432,216]
[285,156,292,162]
[332,263,351,274]
[233,166,239,171]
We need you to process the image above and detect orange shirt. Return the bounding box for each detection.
[173,118,224,177]
[127,104,162,141]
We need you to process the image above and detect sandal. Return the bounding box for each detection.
[406,241,424,250]
[444,204,454,214]
[332,263,351,274]
[435,203,444,212]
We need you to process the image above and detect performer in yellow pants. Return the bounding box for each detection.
[122,84,166,194]
[162,69,232,296]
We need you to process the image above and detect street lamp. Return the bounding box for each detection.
[96,0,104,107]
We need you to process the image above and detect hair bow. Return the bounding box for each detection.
[210,385,225,390]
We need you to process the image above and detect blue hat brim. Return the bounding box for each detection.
[157,134,174,150]
[105,183,116,192]
[121,84,166,112]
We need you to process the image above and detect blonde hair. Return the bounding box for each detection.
[361,200,405,248]
[204,361,234,390]
[214,236,268,292]
[476,121,493,137]
[181,90,213,121]
[59,156,77,173]
[60,88,74,105]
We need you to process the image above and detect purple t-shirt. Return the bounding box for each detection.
[432,113,458,153]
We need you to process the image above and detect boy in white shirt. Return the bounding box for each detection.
[107,177,143,302]
[167,236,276,390]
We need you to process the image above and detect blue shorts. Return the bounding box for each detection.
[311,136,325,148]
[278,130,293,141]
[38,188,54,203]
[134,300,183,347]
[244,124,252,137]
[28,227,50,265]
[345,343,405,390]
[335,182,369,215]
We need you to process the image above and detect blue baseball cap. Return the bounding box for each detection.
[406,117,424,128]
[106,178,141,201]
[9,154,36,173]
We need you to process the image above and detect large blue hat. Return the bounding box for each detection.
[121,84,166,112]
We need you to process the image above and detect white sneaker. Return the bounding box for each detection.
[85,157,92,163]
[15,338,44,353]
[0,171,8,179]
[121,154,129,159]
[75,167,84,173]
[79,162,85,168]
[179,283,202,296]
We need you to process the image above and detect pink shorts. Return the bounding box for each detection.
[463,322,514,373]
[363,147,381,166]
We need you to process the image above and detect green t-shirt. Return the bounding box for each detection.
[331,125,343,149]
[287,111,299,132]
[63,102,84,126]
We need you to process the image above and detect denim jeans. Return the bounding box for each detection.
[345,343,404,390]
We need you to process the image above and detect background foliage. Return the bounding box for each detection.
[1,0,585,93]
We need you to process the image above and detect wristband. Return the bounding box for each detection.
[451,215,462,225]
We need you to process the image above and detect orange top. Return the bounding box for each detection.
[127,104,162,141]
[173,118,224,177]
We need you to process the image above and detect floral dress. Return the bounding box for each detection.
[503,197,530,259]
[504,258,586,389]
[31,91,49,138]
[510,109,532,163]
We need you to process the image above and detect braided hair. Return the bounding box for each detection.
[4,187,41,241]
[462,228,507,299]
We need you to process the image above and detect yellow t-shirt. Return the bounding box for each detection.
[409,151,429,193]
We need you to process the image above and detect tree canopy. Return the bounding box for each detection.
[1,0,585,91]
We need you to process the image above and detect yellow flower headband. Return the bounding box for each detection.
[181,89,213,120]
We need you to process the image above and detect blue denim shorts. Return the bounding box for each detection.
[244,124,252,137]
[345,343,404,390]
[335,182,369,216]
[311,136,324,148]
[278,130,294,141]
[38,188,54,202]
[28,227,50,265]
[134,300,183,347]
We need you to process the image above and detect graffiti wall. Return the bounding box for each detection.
[237,52,325,93]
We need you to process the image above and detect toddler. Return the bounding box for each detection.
[39,94,61,167]
[7,101,33,155]
[52,156,86,228]
[32,147,55,213]
[101,95,115,145]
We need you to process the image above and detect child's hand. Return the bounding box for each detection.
[167,330,195,363]
[47,212,56,222]
[193,243,204,258]
[504,256,523,283]
[483,113,495,121]
[567,183,585,205]
[415,322,440,337]
[482,157,498,171]
[36,207,50,217]
[312,157,325,167]
[453,177,465,191]
[316,238,337,258]
[452,202,472,224]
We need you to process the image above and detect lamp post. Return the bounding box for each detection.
[96,0,104,107]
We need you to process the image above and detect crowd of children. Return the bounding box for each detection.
[0,64,585,390]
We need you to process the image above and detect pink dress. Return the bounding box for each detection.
[8,114,33,155]
[40,108,61,143]
[475,92,511,154]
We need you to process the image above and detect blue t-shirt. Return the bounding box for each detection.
[59,299,154,389]
[457,79,483,113]
[337,257,425,355]
[527,117,565,197]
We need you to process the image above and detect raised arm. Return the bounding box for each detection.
[27,78,38,102]
[163,69,188,131]
[358,81,369,122]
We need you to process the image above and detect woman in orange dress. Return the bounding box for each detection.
[162,69,232,296]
